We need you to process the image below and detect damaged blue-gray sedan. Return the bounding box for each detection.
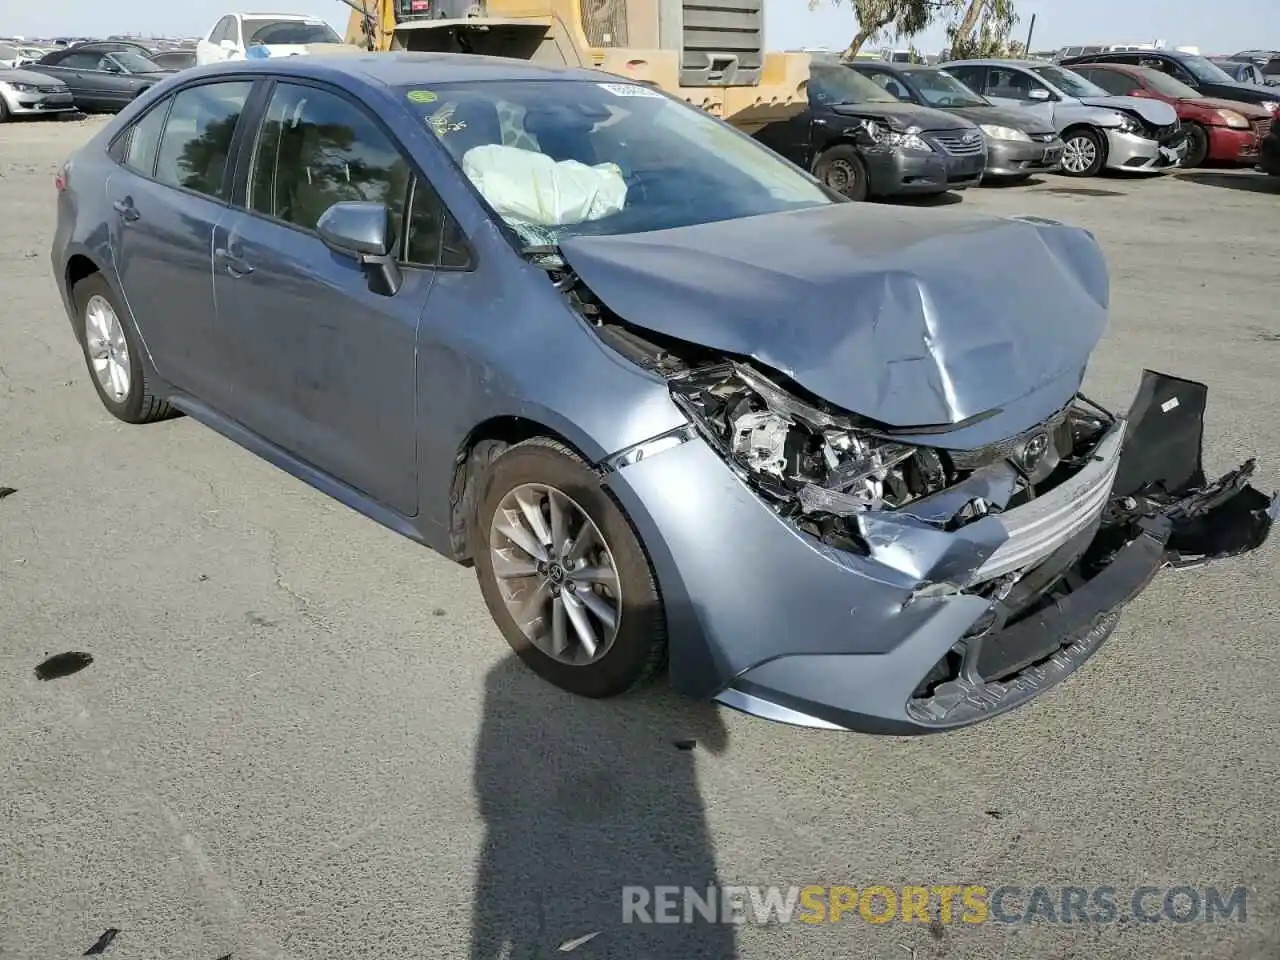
[51,54,1277,733]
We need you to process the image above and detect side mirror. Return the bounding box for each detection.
[317,201,403,297]
[1027,87,1051,101]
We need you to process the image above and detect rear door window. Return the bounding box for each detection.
[154,81,254,198]
[1080,69,1139,96]
[946,65,987,93]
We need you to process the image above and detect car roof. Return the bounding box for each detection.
[236,12,317,18]
[943,59,1044,68]
[180,51,608,87]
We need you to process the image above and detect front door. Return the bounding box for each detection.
[107,78,257,402]
[210,80,426,516]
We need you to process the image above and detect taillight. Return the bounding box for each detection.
[54,163,68,192]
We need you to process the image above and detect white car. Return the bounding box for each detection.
[194,12,343,66]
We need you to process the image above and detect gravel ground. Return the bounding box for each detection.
[1,114,1278,960]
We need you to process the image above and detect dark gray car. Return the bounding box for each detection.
[29,47,171,112]
[847,60,1064,180]
[49,54,1277,734]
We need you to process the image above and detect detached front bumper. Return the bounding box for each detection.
[605,372,1275,734]
[1104,130,1185,172]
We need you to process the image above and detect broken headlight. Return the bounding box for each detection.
[670,363,951,515]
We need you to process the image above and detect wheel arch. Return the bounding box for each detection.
[446,415,600,565]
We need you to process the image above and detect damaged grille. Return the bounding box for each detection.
[928,131,986,156]
[971,420,1125,583]
[1254,118,1272,141]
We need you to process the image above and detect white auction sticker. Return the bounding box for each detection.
[597,82,664,98]
[1161,397,1180,413]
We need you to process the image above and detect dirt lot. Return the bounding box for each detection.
[1,115,1278,960]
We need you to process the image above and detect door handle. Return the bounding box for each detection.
[813,117,828,125]
[214,246,254,277]
[112,199,140,222]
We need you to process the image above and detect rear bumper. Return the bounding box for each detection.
[1207,126,1261,163]
[984,138,1064,177]
[1104,130,1185,171]
[865,147,987,196]
[607,371,1275,735]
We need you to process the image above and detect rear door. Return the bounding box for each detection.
[104,79,258,400]
[945,64,989,97]
[210,79,438,516]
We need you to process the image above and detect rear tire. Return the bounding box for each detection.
[473,438,667,698]
[72,273,174,424]
[1182,122,1209,168]
[814,144,870,201]
[1060,126,1107,177]
[0,98,9,123]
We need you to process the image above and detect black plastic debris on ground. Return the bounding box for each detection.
[0,486,16,500]
[35,652,94,681]
[84,928,120,955]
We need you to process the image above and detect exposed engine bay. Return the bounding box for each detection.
[666,362,1121,555]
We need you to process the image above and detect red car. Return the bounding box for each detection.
[1070,63,1270,167]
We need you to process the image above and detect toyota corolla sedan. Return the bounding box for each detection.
[51,54,1277,734]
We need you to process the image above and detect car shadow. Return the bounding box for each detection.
[980,175,1048,188]
[471,654,734,959]
[887,190,965,207]
[1176,170,1280,194]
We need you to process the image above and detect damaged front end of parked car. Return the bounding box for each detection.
[666,362,1275,730]
[546,205,1277,733]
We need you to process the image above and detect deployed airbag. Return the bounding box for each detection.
[461,144,627,228]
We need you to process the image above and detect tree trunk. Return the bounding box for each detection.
[952,0,984,47]
[844,19,890,58]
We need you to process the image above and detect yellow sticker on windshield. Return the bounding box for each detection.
[406,89,438,103]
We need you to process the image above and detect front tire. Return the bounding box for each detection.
[473,438,667,698]
[1182,122,1209,168]
[1060,127,1107,177]
[814,144,870,201]
[73,273,173,423]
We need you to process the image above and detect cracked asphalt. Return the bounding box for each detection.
[1,115,1278,960]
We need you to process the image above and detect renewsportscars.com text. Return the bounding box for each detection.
[621,884,1248,925]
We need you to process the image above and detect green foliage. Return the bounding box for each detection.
[811,0,1021,60]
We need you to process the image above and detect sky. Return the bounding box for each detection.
[2,0,1273,57]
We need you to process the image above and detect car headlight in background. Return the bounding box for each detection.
[858,119,933,152]
[1214,108,1250,129]
[979,124,1031,142]
[0,82,39,93]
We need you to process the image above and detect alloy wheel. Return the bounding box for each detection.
[488,483,622,666]
[1062,135,1097,174]
[84,294,131,402]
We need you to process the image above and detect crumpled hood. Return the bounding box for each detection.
[559,203,1110,428]
[1079,95,1178,126]
[829,100,973,131]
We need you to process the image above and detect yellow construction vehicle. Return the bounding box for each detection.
[336,0,808,133]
